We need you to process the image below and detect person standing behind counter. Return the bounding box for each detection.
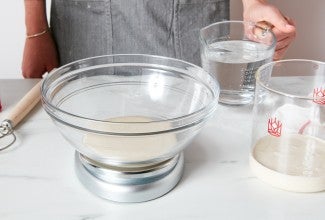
[22,0,296,78]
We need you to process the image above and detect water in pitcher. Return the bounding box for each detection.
[201,40,273,105]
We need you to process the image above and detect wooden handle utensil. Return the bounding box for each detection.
[7,80,42,128]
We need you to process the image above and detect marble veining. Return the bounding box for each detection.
[78,214,105,220]
[0,174,53,180]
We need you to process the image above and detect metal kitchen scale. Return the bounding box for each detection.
[1,55,219,203]
[75,152,184,202]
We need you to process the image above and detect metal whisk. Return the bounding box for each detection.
[0,80,42,151]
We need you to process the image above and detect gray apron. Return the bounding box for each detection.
[51,0,229,66]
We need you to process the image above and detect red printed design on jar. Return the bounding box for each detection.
[268,117,282,137]
[313,87,325,105]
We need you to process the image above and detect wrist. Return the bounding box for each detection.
[26,27,50,39]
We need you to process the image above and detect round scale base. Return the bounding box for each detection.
[75,152,184,203]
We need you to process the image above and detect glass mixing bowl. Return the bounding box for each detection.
[41,54,219,167]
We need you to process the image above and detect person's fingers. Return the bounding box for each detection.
[273,45,289,61]
[242,1,296,61]
[284,16,296,27]
[256,21,273,30]
[275,35,295,51]
[262,6,296,34]
[252,21,273,38]
[270,22,296,60]
[271,27,291,41]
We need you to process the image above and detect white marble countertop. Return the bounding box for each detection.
[0,79,324,220]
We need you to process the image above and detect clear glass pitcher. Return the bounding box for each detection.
[200,20,276,105]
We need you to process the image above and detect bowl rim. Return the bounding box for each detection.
[41,54,220,134]
[255,59,325,101]
[199,20,277,53]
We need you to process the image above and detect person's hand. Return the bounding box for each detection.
[243,0,296,60]
[22,31,59,78]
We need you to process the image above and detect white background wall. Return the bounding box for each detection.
[0,0,324,78]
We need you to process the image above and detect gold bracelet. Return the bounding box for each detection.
[26,28,50,39]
